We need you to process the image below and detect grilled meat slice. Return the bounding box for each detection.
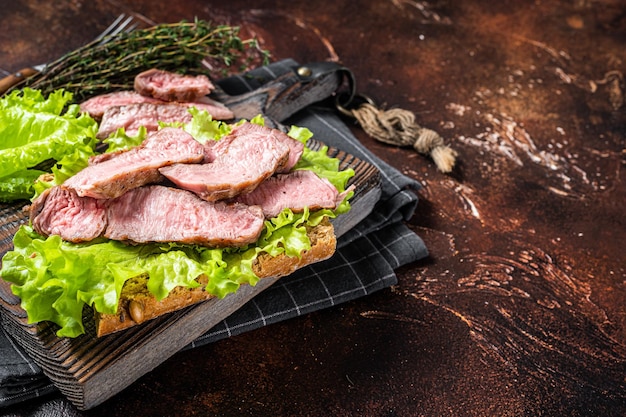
[80,91,163,119]
[159,122,291,201]
[30,186,107,242]
[63,127,205,199]
[104,185,265,247]
[96,101,234,139]
[233,170,346,218]
[134,69,215,102]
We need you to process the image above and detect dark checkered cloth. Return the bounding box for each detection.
[0,60,428,409]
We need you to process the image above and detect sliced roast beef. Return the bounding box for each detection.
[134,69,214,102]
[104,185,265,247]
[63,127,205,199]
[96,101,234,139]
[80,91,163,119]
[30,185,265,247]
[233,170,345,218]
[159,122,290,201]
[193,123,302,170]
[201,134,235,163]
[81,90,234,123]
[30,186,107,242]
[245,123,304,173]
[96,103,191,139]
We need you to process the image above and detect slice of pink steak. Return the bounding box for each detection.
[232,122,304,173]
[233,170,346,218]
[63,127,205,199]
[80,91,163,119]
[104,185,265,247]
[159,122,290,201]
[30,186,107,243]
[134,68,215,102]
[96,102,233,139]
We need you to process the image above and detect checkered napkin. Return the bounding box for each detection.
[0,59,428,408]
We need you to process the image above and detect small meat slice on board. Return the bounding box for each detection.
[63,127,205,199]
[79,91,163,119]
[81,90,234,123]
[134,68,215,102]
[233,170,346,218]
[30,186,107,242]
[159,122,290,201]
[104,185,265,247]
[96,101,233,139]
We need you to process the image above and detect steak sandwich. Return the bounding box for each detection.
[2,95,354,338]
[0,68,354,338]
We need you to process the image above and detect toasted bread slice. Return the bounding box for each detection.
[94,218,336,337]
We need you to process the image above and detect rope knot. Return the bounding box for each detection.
[350,102,457,173]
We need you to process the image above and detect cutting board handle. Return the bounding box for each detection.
[214,61,352,126]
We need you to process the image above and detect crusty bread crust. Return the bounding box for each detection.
[94,218,336,337]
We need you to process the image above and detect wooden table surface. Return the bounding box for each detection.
[1,1,624,416]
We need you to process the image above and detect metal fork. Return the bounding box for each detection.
[0,14,139,95]
[90,14,139,48]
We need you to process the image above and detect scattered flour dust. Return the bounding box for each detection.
[447,101,595,197]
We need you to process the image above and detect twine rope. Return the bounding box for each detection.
[350,102,457,173]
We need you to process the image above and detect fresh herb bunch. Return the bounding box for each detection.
[14,19,270,102]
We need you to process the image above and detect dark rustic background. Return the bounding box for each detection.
[1,0,624,416]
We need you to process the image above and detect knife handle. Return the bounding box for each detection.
[0,67,38,95]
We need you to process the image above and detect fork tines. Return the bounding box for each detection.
[96,14,139,44]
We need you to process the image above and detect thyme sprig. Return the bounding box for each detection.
[15,19,270,102]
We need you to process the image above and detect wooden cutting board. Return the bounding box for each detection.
[0,63,382,409]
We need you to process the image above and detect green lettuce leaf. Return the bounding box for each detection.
[0,88,98,201]
[0,169,46,201]
[102,126,148,153]
[182,107,232,143]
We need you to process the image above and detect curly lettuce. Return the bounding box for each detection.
[0,88,98,202]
